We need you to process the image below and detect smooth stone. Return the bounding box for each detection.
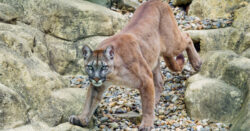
[100,117,109,122]
[110,122,119,129]
[171,95,179,103]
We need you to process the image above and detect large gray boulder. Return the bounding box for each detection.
[0,22,49,63]
[199,50,238,79]
[186,28,241,54]
[0,3,19,23]
[232,5,250,53]
[0,0,127,41]
[37,88,88,126]
[242,48,250,58]
[0,22,82,75]
[188,0,249,19]
[233,4,250,32]
[231,80,250,131]
[222,57,250,98]
[0,45,89,128]
[222,57,250,131]
[185,49,250,129]
[0,25,89,129]
[4,122,89,131]
[45,35,78,75]
[185,74,243,122]
[0,83,28,129]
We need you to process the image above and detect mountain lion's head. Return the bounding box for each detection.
[82,45,114,87]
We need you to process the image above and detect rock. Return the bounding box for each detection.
[117,0,140,11]
[186,29,250,130]
[0,0,127,41]
[230,5,250,53]
[0,22,49,63]
[0,83,28,129]
[196,125,204,131]
[4,122,50,131]
[0,42,89,127]
[0,22,92,75]
[110,122,119,129]
[222,57,250,96]
[171,95,179,103]
[45,35,78,75]
[4,122,89,131]
[241,33,250,54]
[114,111,142,125]
[185,28,241,53]
[100,117,109,122]
[199,50,238,79]
[86,0,111,7]
[38,88,88,126]
[188,0,247,19]
[0,3,19,23]
[231,81,250,131]
[0,42,66,102]
[185,74,244,122]
[49,122,89,131]
[233,4,250,32]
[242,48,250,59]
[172,0,192,6]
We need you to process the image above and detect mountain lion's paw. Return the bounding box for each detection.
[69,115,87,127]
[139,125,154,131]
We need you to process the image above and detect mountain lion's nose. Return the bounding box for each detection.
[93,77,99,82]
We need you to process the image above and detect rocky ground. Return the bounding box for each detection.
[68,0,235,130]
[111,0,233,31]
[70,61,231,131]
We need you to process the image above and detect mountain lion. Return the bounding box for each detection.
[69,0,202,130]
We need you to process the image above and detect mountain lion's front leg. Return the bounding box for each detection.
[69,85,106,127]
[139,76,155,131]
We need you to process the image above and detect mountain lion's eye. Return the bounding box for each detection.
[87,66,93,70]
[102,66,108,70]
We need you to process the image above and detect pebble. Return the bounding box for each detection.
[100,117,109,122]
[110,122,119,129]
[171,95,179,103]
[196,125,204,131]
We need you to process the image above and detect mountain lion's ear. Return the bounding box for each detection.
[82,45,92,60]
[104,45,114,60]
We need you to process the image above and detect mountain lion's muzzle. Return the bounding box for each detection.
[89,77,105,87]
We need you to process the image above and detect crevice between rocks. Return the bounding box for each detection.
[193,40,201,53]
[0,18,17,25]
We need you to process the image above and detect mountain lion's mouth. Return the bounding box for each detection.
[91,79,103,87]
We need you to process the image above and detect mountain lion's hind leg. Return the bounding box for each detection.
[186,41,202,71]
[184,33,202,71]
